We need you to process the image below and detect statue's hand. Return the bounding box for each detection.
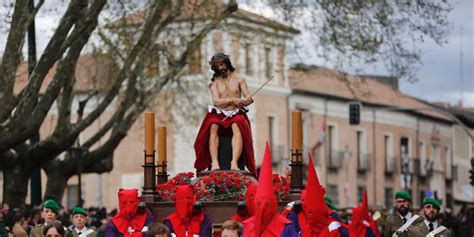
[242,97,253,106]
[231,98,244,107]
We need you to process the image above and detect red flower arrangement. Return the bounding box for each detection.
[155,171,290,202]
[156,172,194,201]
[272,174,290,201]
[194,171,250,201]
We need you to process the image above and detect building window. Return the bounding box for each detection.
[245,43,253,75]
[66,184,79,209]
[357,131,362,159]
[302,111,311,158]
[188,47,201,74]
[264,47,272,79]
[419,141,427,176]
[384,135,394,173]
[445,146,452,178]
[327,125,341,169]
[268,116,274,149]
[328,125,335,166]
[357,186,365,203]
[328,185,339,206]
[385,188,394,209]
[432,145,440,171]
[357,130,369,171]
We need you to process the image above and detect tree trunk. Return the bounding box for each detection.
[43,170,70,203]
[3,164,30,208]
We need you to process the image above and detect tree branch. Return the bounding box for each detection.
[0,1,30,122]
[71,0,173,136]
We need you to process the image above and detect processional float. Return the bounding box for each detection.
[140,110,306,231]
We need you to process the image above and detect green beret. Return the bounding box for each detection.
[72,207,88,216]
[395,191,412,201]
[423,197,440,210]
[43,199,60,215]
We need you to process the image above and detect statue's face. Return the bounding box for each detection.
[212,61,229,78]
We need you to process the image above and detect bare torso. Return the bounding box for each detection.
[209,72,252,110]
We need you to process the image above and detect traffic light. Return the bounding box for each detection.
[348,102,362,125]
[470,158,474,186]
[470,169,474,186]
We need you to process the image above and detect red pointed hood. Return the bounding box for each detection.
[350,191,369,237]
[361,191,368,217]
[361,191,382,237]
[301,153,329,236]
[254,142,278,236]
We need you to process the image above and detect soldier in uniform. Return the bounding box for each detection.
[30,199,68,237]
[70,207,97,237]
[402,198,452,237]
[384,191,422,237]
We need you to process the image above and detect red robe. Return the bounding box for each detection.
[194,111,256,176]
[243,214,291,237]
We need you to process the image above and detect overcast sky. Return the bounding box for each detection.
[240,1,474,107]
[1,1,472,107]
[398,0,473,107]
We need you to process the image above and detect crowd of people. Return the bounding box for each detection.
[0,145,472,236]
[0,194,472,236]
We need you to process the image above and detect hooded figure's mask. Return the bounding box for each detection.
[173,185,195,221]
[118,189,139,221]
[245,183,258,216]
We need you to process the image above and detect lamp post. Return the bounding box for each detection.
[69,147,88,207]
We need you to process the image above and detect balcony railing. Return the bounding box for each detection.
[385,156,397,175]
[327,149,342,170]
[357,153,371,172]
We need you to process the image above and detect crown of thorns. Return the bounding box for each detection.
[209,53,230,65]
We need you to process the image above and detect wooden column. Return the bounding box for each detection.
[157,126,168,184]
[142,112,157,197]
[290,111,304,193]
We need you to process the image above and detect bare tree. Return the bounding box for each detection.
[0,0,237,207]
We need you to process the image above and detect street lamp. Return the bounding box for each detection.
[69,147,88,207]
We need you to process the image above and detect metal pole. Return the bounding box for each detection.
[372,109,377,205]
[28,0,42,207]
[78,157,82,207]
